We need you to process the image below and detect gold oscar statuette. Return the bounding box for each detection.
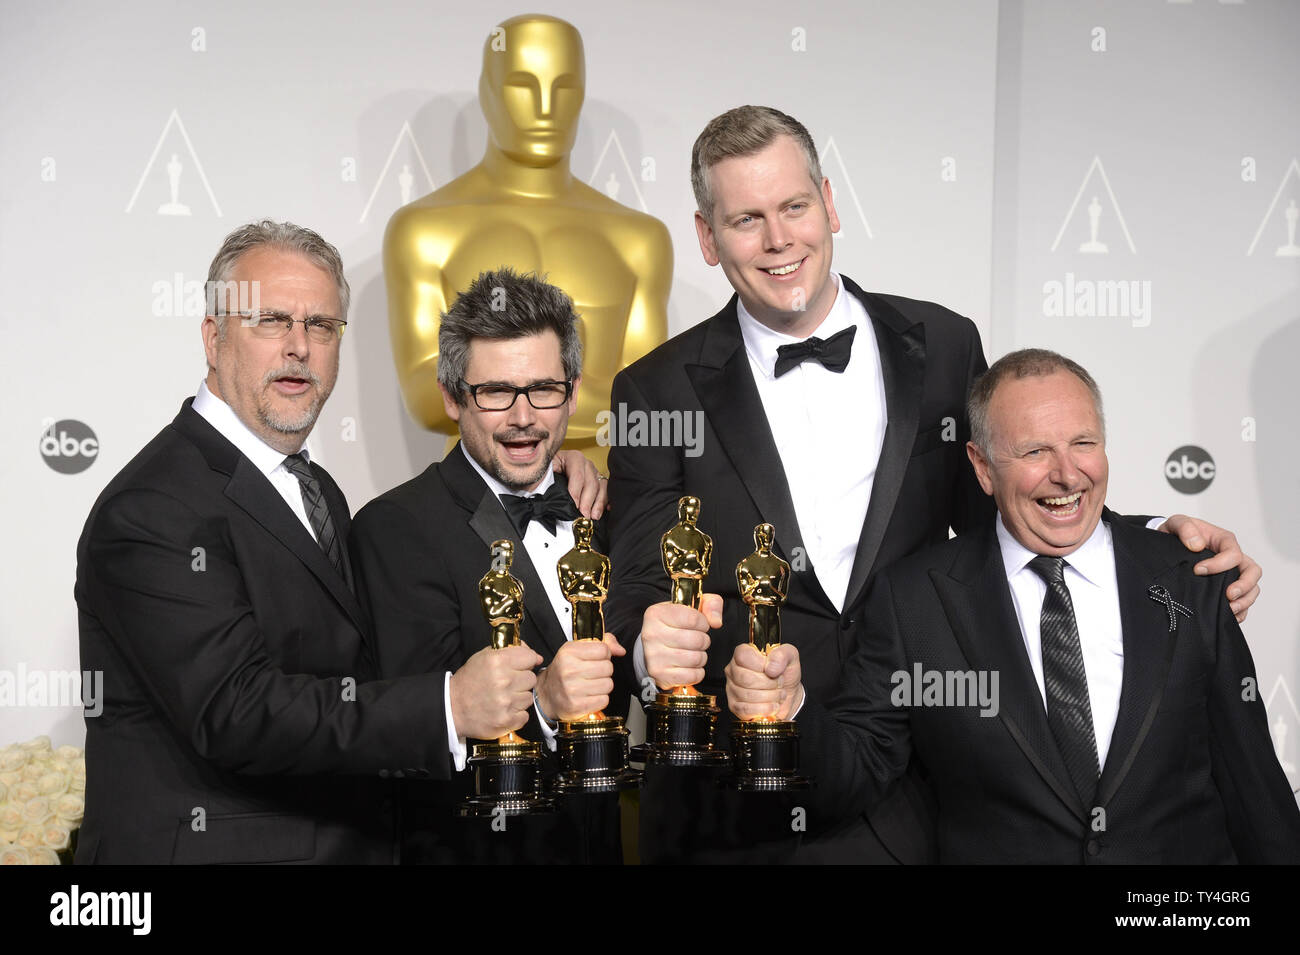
[635,496,730,766]
[725,524,809,791]
[552,518,642,792]
[383,14,673,471]
[459,540,555,816]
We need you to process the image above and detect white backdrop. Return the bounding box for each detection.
[1,0,1296,802]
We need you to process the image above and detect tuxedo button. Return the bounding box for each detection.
[840,618,853,631]
[378,769,390,779]
[1085,838,1101,857]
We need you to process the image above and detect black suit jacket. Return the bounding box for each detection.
[799,512,1300,864]
[348,443,631,864]
[74,401,451,865]
[605,276,991,862]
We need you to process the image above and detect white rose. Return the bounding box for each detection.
[0,781,6,804]
[0,803,22,830]
[28,847,61,865]
[55,793,85,825]
[19,736,51,754]
[16,825,43,849]
[37,772,68,796]
[68,776,85,794]
[47,757,71,775]
[0,846,29,865]
[22,797,50,824]
[12,782,39,804]
[0,828,17,843]
[70,760,86,780]
[55,745,82,761]
[41,819,71,850]
[21,761,46,781]
[0,750,28,773]
[0,771,21,788]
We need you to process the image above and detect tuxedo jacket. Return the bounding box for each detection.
[799,512,1300,864]
[74,401,450,865]
[605,275,992,862]
[348,444,631,864]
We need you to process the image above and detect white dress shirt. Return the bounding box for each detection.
[996,517,1125,769]
[192,380,318,540]
[632,274,888,686]
[456,444,576,762]
[736,273,887,613]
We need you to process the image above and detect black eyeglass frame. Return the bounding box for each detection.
[460,378,574,411]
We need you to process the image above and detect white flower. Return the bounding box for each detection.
[0,771,21,788]
[0,846,29,865]
[11,782,39,804]
[37,772,68,796]
[0,828,17,843]
[55,793,85,825]
[28,847,61,865]
[16,826,43,849]
[0,750,28,773]
[22,797,50,824]
[19,736,52,754]
[41,819,71,850]
[68,776,85,794]
[0,803,22,830]
[55,745,82,761]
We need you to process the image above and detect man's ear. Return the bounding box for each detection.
[695,211,720,267]
[201,316,220,370]
[821,176,841,235]
[439,382,463,424]
[966,441,995,496]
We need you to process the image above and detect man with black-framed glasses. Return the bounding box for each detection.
[350,267,632,864]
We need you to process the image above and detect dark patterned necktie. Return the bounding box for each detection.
[283,453,346,579]
[1028,555,1100,807]
[773,325,856,377]
[500,480,581,537]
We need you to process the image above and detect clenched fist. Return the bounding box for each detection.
[537,634,625,721]
[449,643,543,740]
[641,593,723,690]
[724,643,803,721]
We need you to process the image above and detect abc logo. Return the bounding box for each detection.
[39,419,99,474]
[1164,445,1215,495]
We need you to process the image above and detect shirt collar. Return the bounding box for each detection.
[192,379,307,478]
[459,441,556,500]
[996,512,1113,588]
[737,272,856,380]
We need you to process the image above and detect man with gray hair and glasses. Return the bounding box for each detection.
[74,221,584,864]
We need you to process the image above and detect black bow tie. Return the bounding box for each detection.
[500,479,581,537]
[773,325,857,378]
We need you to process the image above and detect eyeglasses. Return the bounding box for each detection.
[234,311,347,344]
[462,379,573,411]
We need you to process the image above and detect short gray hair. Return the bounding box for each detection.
[205,219,350,324]
[437,268,583,404]
[691,105,823,224]
[968,348,1105,456]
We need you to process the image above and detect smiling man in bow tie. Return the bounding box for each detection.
[350,268,630,864]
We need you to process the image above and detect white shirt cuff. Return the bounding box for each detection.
[444,670,468,771]
[534,688,559,752]
[633,632,649,685]
[1147,516,1166,531]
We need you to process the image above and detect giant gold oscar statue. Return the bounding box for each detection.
[635,496,730,766]
[383,14,672,470]
[725,523,808,790]
[553,517,641,791]
[459,540,555,816]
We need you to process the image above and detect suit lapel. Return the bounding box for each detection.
[1095,514,1180,805]
[684,299,824,606]
[935,524,1089,821]
[843,280,927,611]
[171,402,370,637]
[440,444,569,660]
